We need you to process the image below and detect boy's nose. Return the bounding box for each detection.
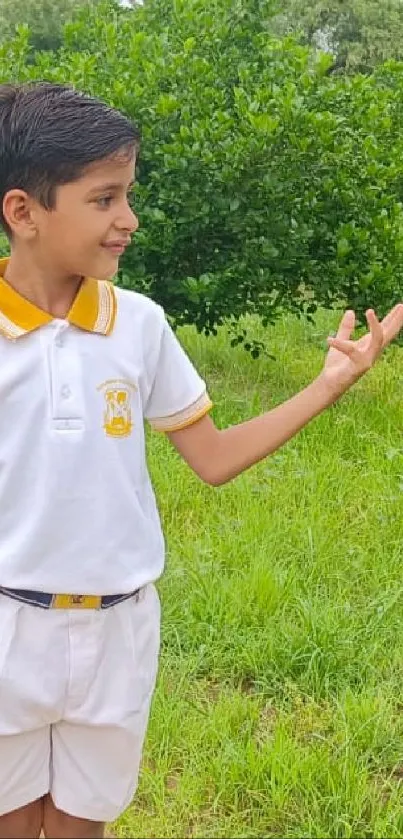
[125,206,139,233]
[117,205,139,234]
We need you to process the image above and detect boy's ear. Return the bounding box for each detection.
[3,189,40,239]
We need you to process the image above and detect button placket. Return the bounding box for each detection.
[47,326,84,429]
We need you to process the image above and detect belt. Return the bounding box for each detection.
[0,586,142,610]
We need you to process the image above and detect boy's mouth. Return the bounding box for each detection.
[101,240,130,256]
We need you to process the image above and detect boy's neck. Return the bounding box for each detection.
[3,252,83,319]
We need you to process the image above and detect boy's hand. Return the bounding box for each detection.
[320,303,403,398]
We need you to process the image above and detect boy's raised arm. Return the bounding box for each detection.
[167,304,403,486]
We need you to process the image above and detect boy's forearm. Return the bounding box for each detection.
[209,374,339,485]
[169,304,403,485]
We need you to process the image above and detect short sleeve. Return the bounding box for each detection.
[144,318,212,432]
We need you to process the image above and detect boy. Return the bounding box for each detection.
[0,81,401,839]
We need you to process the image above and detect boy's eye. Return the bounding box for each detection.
[96,196,113,208]
[95,192,135,208]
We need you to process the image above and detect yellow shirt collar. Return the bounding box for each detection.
[0,257,117,340]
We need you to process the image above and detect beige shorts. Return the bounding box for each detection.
[0,584,160,822]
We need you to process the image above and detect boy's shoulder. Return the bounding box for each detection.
[113,284,160,313]
[113,284,165,328]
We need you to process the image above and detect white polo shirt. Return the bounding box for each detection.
[0,258,212,594]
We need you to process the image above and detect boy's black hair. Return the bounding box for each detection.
[0,81,140,237]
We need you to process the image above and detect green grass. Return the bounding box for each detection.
[114,310,403,838]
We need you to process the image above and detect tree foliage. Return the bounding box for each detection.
[1,0,403,347]
[0,0,103,52]
[271,0,403,75]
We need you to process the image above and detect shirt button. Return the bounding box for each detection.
[55,335,64,348]
[61,385,71,399]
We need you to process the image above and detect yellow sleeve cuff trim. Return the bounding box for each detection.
[149,393,213,432]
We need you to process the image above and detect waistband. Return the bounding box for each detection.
[0,586,142,610]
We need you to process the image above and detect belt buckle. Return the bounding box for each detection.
[52,594,102,609]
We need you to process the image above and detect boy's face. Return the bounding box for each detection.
[7,151,139,281]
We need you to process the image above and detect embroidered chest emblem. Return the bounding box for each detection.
[98,379,137,438]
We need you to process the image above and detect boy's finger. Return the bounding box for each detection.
[380,303,403,326]
[366,309,383,353]
[380,303,403,343]
[335,310,355,341]
[327,336,356,357]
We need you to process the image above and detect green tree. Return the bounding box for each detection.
[1,0,403,347]
[0,0,104,52]
[271,0,403,74]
